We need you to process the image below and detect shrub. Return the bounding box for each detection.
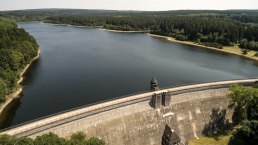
[242,49,248,55]
[175,34,187,41]
[0,132,105,145]
[229,120,258,145]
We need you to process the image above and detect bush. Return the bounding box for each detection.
[0,132,105,145]
[228,84,258,123]
[175,34,187,41]
[15,137,34,145]
[70,132,86,144]
[229,120,258,145]
[0,134,16,145]
[239,39,248,49]
[34,133,66,145]
[242,49,248,55]
[86,137,105,145]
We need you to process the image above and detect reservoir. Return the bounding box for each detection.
[2,22,258,128]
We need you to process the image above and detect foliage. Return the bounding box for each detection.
[0,132,105,145]
[69,132,87,145]
[15,137,34,145]
[228,84,258,123]
[0,78,7,103]
[0,134,16,145]
[0,17,38,103]
[228,84,258,145]
[68,132,105,145]
[229,120,258,145]
[175,34,187,41]
[239,39,248,49]
[241,49,248,55]
[34,133,66,145]
[2,9,258,50]
[246,93,258,120]
[85,137,105,145]
[240,39,258,50]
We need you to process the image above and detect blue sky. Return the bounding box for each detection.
[1,0,258,11]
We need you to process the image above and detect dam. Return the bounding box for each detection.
[1,79,258,145]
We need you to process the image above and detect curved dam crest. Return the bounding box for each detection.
[1,79,258,145]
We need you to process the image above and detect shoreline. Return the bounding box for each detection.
[147,33,258,62]
[18,22,258,62]
[20,22,258,62]
[100,28,148,33]
[99,27,258,62]
[42,22,102,28]
[0,49,41,115]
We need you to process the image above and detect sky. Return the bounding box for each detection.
[1,0,258,11]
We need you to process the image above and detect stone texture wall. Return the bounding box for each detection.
[30,88,232,145]
[2,79,257,145]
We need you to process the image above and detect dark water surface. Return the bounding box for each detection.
[2,22,258,128]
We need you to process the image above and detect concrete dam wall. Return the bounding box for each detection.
[1,79,258,144]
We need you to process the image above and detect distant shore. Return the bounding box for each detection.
[0,49,40,115]
[42,22,102,28]
[100,28,148,33]
[147,33,258,62]
[99,28,258,61]
[24,22,258,62]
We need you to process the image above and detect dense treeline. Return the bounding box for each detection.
[2,9,258,23]
[3,9,257,50]
[0,132,105,145]
[231,15,258,24]
[104,16,258,49]
[43,14,258,50]
[227,84,258,145]
[45,15,106,26]
[0,17,38,103]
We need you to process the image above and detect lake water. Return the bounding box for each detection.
[2,22,258,128]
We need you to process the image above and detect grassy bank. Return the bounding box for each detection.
[189,135,231,145]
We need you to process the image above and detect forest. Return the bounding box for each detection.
[1,9,258,50]
[0,17,39,103]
